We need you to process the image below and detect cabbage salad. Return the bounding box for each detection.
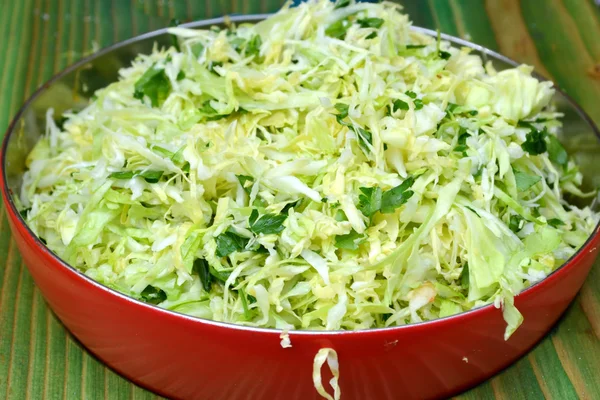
[20,0,599,341]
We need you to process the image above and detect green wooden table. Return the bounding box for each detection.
[1,1,599,399]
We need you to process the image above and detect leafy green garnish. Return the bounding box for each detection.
[190,42,204,58]
[354,127,373,153]
[521,127,547,155]
[391,99,409,113]
[239,287,252,320]
[133,64,172,107]
[357,186,382,218]
[236,174,254,194]
[169,19,181,51]
[406,44,426,49]
[334,229,366,250]
[245,35,263,57]
[547,135,568,167]
[19,208,31,219]
[439,50,451,60]
[140,285,167,304]
[250,212,287,235]
[109,170,164,183]
[509,215,522,232]
[459,263,469,289]
[334,103,349,122]
[547,218,565,228]
[357,177,415,217]
[215,230,249,257]
[334,0,350,9]
[325,18,352,39]
[357,18,384,29]
[454,130,470,155]
[193,258,212,292]
[380,177,415,214]
[513,168,541,192]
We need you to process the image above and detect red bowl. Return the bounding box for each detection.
[2,16,600,400]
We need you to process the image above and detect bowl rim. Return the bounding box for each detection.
[2,14,600,337]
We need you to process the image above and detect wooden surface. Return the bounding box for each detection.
[1,1,600,399]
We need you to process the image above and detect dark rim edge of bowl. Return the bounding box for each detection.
[2,14,600,337]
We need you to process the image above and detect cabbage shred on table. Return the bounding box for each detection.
[20,0,599,339]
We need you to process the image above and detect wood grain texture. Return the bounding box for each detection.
[0,1,598,399]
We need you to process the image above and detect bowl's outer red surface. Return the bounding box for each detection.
[4,195,600,399]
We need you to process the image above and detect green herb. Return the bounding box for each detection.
[334,0,350,9]
[169,19,181,51]
[208,264,230,282]
[239,287,252,320]
[439,50,451,60]
[190,42,204,58]
[547,218,565,228]
[509,215,522,232]
[406,44,426,49]
[335,229,366,250]
[19,208,31,219]
[454,145,468,155]
[334,209,347,222]
[193,258,212,292]
[380,176,415,214]
[133,64,172,107]
[229,37,246,51]
[521,128,547,155]
[151,145,174,158]
[108,170,164,183]
[413,99,424,110]
[354,126,373,153]
[325,18,352,39]
[513,168,541,191]
[176,71,186,81]
[140,285,167,304]
[334,103,349,121]
[138,170,163,183]
[391,99,409,112]
[250,212,287,235]
[282,199,301,214]
[109,171,135,180]
[215,230,249,257]
[245,35,263,57]
[405,91,417,99]
[171,146,185,164]
[249,209,259,226]
[459,263,469,289]
[357,18,384,29]
[366,32,377,39]
[357,186,382,218]
[454,131,470,156]
[199,100,219,115]
[237,174,254,194]
[547,135,568,167]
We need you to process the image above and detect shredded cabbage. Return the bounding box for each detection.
[313,348,341,400]
[20,0,599,343]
